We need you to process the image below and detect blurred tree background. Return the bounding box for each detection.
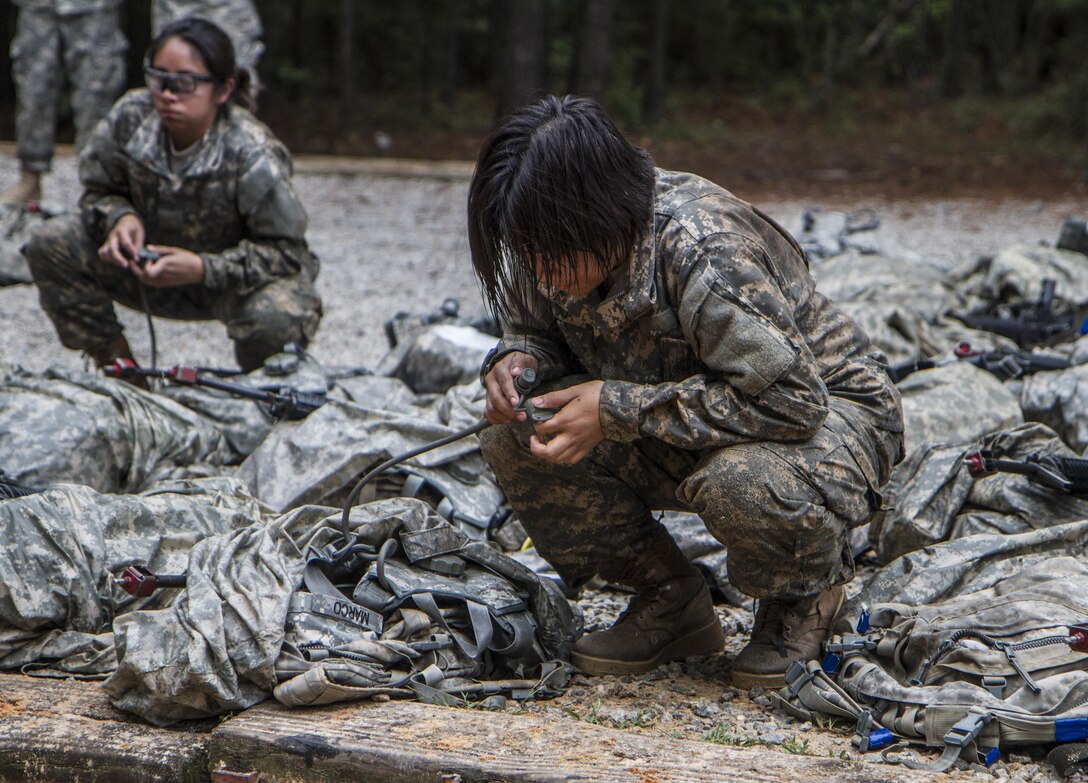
[1,0,1085,195]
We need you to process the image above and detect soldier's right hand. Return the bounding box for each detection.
[483,351,540,425]
[99,214,146,269]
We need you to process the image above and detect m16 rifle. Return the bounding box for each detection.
[947,278,1088,350]
[964,450,1088,495]
[886,341,1071,383]
[103,359,326,420]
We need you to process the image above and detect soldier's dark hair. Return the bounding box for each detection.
[468,95,655,323]
[148,17,257,113]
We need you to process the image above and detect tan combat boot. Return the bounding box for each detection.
[571,533,724,676]
[0,170,42,204]
[730,584,845,690]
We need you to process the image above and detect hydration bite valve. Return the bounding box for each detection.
[116,565,187,597]
[513,368,558,423]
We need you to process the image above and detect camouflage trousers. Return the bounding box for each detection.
[480,390,901,602]
[25,215,323,372]
[11,6,127,170]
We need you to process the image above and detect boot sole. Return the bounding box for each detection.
[570,619,725,676]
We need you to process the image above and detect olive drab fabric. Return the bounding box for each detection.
[23,89,322,371]
[0,478,262,677]
[105,498,579,725]
[10,0,126,171]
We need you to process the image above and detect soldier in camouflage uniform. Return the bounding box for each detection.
[1,0,127,203]
[469,96,904,688]
[151,0,263,84]
[24,17,321,373]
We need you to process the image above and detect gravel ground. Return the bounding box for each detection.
[2,151,1087,780]
[0,152,1083,373]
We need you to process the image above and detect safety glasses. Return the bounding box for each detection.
[143,65,218,95]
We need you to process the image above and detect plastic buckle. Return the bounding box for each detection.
[853,711,894,752]
[856,605,870,633]
[943,709,994,748]
[825,635,878,655]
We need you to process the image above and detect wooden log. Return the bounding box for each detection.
[210,699,938,783]
[0,673,210,783]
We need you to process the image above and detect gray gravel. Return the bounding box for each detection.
[0,151,1083,373]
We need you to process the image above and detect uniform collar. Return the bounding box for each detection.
[124,107,226,183]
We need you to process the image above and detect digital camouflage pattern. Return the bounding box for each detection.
[777,520,1088,767]
[24,89,321,371]
[0,477,262,677]
[869,422,1088,562]
[0,363,237,493]
[896,361,1022,456]
[151,0,264,73]
[482,170,904,601]
[10,0,126,170]
[106,497,579,725]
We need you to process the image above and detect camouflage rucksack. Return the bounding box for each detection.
[773,521,1088,774]
[273,511,580,708]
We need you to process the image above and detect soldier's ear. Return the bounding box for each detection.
[216,77,236,107]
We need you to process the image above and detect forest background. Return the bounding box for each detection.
[0,0,1086,200]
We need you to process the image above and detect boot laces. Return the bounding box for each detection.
[752,599,788,657]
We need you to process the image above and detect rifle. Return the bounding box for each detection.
[965,450,1088,495]
[947,278,1088,350]
[103,359,326,420]
[0,471,41,500]
[887,341,1071,383]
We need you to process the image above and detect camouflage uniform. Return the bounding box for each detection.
[10,0,128,171]
[479,170,905,602]
[24,89,322,371]
[151,0,263,76]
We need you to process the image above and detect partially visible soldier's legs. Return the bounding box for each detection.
[11,8,61,173]
[219,276,323,372]
[62,8,127,153]
[24,214,134,360]
[479,409,724,675]
[677,402,897,687]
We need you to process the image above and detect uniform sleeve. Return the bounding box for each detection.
[598,234,830,448]
[78,112,139,243]
[200,145,314,293]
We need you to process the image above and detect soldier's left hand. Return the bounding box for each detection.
[132,245,205,287]
[528,380,604,464]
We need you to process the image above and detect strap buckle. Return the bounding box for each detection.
[944,708,994,748]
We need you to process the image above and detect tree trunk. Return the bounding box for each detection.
[939,0,966,98]
[338,0,356,131]
[983,0,1022,94]
[575,0,614,101]
[643,0,668,124]
[495,0,548,118]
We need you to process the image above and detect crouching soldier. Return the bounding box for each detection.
[25,17,321,373]
[469,96,904,688]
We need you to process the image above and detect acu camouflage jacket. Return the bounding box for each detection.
[78,89,318,295]
[494,169,903,450]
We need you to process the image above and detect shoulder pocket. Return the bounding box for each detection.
[678,265,797,397]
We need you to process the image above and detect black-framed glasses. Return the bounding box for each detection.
[144,65,218,95]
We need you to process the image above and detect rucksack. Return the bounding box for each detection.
[774,525,1088,774]
[272,517,579,709]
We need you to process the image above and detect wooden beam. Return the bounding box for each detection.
[210,698,937,783]
[0,673,210,783]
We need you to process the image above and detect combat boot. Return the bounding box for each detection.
[571,532,724,676]
[730,584,845,689]
[0,170,41,204]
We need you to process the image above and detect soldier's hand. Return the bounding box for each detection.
[132,245,205,288]
[99,214,145,269]
[528,380,604,464]
[483,351,539,425]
